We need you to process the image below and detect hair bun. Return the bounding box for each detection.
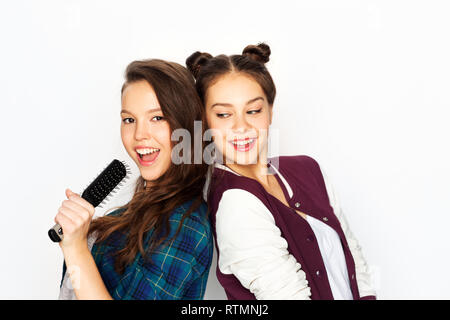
[242,43,271,64]
[186,51,213,79]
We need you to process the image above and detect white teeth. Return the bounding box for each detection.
[231,139,255,146]
[136,148,160,155]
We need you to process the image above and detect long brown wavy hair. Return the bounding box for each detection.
[88,59,208,275]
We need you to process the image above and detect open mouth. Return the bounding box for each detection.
[228,138,257,152]
[136,147,160,165]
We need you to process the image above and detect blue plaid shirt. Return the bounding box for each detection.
[61,199,213,300]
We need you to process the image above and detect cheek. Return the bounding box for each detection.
[254,112,272,129]
[205,114,225,140]
[205,111,216,130]
[120,126,133,150]
[207,116,232,140]
[155,122,173,152]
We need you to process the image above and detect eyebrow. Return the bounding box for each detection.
[210,96,265,109]
[120,107,161,115]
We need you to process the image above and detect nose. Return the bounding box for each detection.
[134,120,152,141]
[231,113,251,133]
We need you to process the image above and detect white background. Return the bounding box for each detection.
[1,0,449,299]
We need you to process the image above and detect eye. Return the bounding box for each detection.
[151,115,165,121]
[122,118,134,124]
[247,108,262,115]
[216,113,230,118]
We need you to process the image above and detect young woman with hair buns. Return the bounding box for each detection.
[186,43,377,300]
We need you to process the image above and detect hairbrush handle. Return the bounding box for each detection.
[48,159,131,243]
[48,223,65,242]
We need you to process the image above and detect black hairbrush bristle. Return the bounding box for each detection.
[81,159,131,208]
[48,159,131,242]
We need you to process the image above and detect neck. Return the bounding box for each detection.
[226,154,272,187]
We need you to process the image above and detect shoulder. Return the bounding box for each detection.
[216,189,276,232]
[218,189,272,216]
[208,167,267,208]
[275,154,326,187]
[168,199,211,240]
[144,199,213,276]
[277,156,339,211]
[159,199,213,266]
[105,207,127,217]
[275,154,321,171]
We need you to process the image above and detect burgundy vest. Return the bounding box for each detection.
[207,155,361,300]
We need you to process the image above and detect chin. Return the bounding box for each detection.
[141,173,161,183]
[142,163,172,181]
[225,153,259,166]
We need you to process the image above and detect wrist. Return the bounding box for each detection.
[61,240,90,258]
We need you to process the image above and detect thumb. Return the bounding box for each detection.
[65,188,78,199]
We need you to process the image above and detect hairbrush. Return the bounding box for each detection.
[48,159,132,242]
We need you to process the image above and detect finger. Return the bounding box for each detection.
[65,188,74,199]
[58,206,84,226]
[55,211,75,234]
[65,188,80,201]
[66,189,95,217]
[61,199,90,221]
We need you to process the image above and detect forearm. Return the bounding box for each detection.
[239,255,312,300]
[62,245,113,300]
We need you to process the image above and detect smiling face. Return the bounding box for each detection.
[121,80,172,183]
[205,72,273,166]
